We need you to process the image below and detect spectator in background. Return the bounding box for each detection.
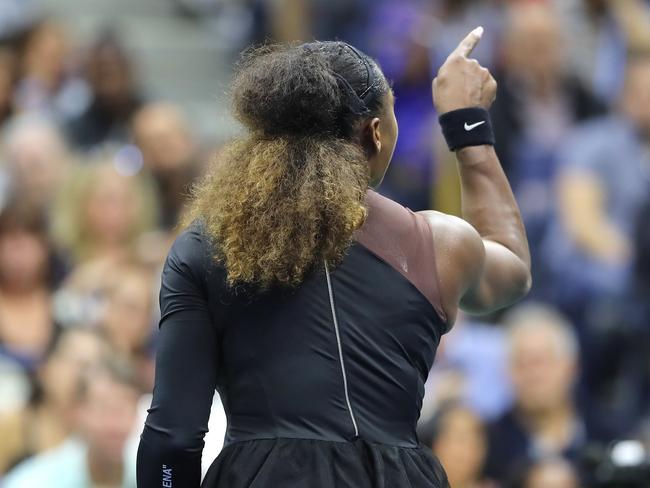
[491,2,604,185]
[67,31,143,150]
[423,402,495,488]
[428,0,503,71]
[100,263,155,392]
[0,202,58,366]
[51,161,158,328]
[554,0,650,104]
[421,317,512,423]
[543,50,650,316]
[2,355,139,487]
[1,113,69,214]
[52,161,157,267]
[488,2,604,297]
[12,20,89,121]
[131,103,202,229]
[0,327,109,475]
[484,304,615,484]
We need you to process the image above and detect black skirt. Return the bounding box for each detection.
[201,438,450,488]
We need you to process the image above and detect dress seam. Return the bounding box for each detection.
[221,435,422,450]
[324,258,360,439]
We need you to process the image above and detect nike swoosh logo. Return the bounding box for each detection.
[464,121,486,131]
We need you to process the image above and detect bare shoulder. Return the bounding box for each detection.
[416,210,484,265]
[416,210,486,325]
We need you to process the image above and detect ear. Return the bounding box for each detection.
[368,117,381,154]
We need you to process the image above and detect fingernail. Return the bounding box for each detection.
[474,26,484,37]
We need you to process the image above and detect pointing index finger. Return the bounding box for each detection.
[453,26,484,58]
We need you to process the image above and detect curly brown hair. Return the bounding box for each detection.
[184,41,389,290]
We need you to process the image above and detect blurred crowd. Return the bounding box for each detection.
[0,0,649,487]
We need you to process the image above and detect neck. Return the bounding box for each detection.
[519,401,577,450]
[88,241,129,261]
[87,448,123,486]
[523,401,574,427]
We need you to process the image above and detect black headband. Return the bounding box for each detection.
[301,41,382,116]
[340,43,380,102]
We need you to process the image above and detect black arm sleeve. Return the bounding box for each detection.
[136,228,219,488]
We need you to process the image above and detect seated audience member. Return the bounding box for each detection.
[491,2,604,183]
[66,31,143,150]
[0,327,109,475]
[428,0,503,71]
[131,102,202,229]
[52,161,158,266]
[543,50,650,311]
[12,20,88,121]
[489,3,604,296]
[423,402,496,488]
[51,161,159,327]
[421,317,512,423]
[484,304,615,483]
[100,263,155,391]
[1,113,70,215]
[0,202,59,365]
[3,356,140,487]
[554,0,650,103]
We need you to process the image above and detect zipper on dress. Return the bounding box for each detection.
[324,259,360,439]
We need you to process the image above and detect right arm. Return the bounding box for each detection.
[419,28,531,325]
[453,144,531,314]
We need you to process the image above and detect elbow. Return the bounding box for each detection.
[140,423,205,457]
[167,433,205,456]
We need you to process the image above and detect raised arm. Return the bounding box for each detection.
[419,28,531,324]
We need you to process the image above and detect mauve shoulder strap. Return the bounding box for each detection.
[352,189,447,323]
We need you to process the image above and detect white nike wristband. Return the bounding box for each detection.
[438,107,495,151]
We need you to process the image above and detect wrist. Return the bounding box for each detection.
[438,107,495,151]
[456,145,496,167]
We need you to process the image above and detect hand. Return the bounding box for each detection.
[587,226,633,266]
[432,27,497,115]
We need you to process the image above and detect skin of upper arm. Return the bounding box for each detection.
[417,210,485,326]
[418,210,532,322]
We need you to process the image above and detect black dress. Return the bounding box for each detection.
[136,188,451,487]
